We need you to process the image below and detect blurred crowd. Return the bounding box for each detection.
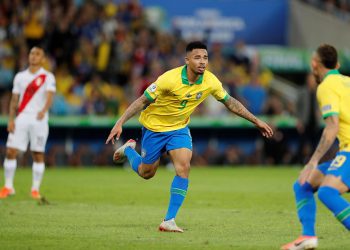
[0,0,322,167]
[0,0,290,118]
[302,0,350,21]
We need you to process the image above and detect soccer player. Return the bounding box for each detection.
[106,41,273,232]
[0,46,56,199]
[281,44,350,250]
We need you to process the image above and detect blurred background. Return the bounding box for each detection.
[0,0,347,167]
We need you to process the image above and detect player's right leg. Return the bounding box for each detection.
[0,147,18,198]
[1,115,31,198]
[281,162,328,250]
[113,139,161,178]
[113,127,166,179]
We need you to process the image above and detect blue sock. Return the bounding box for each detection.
[318,186,350,230]
[165,176,189,221]
[293,181,316,236]
[125,147,142,174]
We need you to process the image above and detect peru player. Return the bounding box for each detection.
[0,46,56,199]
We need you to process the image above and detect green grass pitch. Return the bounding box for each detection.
[0,167,349,249]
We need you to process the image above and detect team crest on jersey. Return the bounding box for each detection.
[148,83,157,93]
[141,148,147,158]
[35,78,42,86]
[322,104,332,112]
[196,92,203,100]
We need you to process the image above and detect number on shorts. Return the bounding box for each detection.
[330,155,347,168]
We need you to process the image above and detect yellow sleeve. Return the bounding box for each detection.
[317,82,340,118]
[211,74,229,103]
[143,75,167,101]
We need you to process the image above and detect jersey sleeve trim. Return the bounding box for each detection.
[218,93,229,103]
[144,91,155,102]
[323,112,339,119]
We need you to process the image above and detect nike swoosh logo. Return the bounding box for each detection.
[294,240,304,247]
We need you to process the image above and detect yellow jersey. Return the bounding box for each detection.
[139,65,229,132]
[317,69,350,151]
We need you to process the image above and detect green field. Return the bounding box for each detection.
[0,167,349,250]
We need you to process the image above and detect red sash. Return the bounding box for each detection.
[17,74,47,114]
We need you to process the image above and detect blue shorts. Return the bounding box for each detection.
[317,151,350,188]
[141,126,192,164]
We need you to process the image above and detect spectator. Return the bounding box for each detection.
[239,73,267,115]
[294,73,320,164]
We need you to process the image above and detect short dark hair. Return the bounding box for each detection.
[31,45,46,55]
[186,41,207,52]
[316,44,337,69]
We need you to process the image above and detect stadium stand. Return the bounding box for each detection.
[0,0,345,166]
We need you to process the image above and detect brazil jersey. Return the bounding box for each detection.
[317,69,350,151]
[139,65,229,132]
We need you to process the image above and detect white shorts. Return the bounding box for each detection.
[6,113,49,152]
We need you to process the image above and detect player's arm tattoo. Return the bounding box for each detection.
[117,94,152,125]
[309,115,339,166]
[223,96,258,124]
[8,94,19,121]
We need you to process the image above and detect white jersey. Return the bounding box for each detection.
[7,67,55,152]
[12,67,56,118]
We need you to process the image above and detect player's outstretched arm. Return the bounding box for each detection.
[223,96,273,138]
[299,115,339,184]
[7,93,19,133]
[106,94,152,144]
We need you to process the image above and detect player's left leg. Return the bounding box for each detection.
[29,119,49,199]
[166,148,191,217]
[317,152,350,230]
[159,147,191,233]
[31,151,45,199]
[159,127,192,232]
[318,177,350,229]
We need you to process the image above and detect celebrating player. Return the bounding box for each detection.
[282,44,350,250]
[106,41,273,232]
[0,46,56,199]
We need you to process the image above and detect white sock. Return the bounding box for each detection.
[32,162,45,191]
[4,158,17,190]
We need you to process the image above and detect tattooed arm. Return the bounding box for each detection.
[298,115,338,184]
[224,96,258,124]
[106,95,152,144]
[223,96,273,138]
[308,115,338,167]
[7,94,19,133]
